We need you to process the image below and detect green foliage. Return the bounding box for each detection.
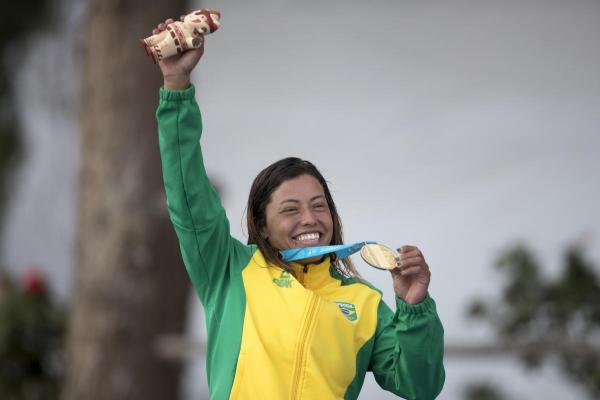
[0,107,20,216]
[0,0,51,242]
[468,243,600,398]
[0,271,65,399]
[0,5,58,397]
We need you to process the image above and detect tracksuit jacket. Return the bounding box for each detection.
[156,85,445,400]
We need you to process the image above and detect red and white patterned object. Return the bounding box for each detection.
[140,9,221,63]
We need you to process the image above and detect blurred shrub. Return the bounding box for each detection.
[467,243,600,398]
[0,0,51,230]
[0,270,64,399]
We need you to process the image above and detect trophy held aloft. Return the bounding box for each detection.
[140,9,221,63]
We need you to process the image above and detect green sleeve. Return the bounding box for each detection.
[155,85,254,305]
[369,295,445,400]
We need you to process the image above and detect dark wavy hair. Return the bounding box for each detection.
[246,157,358,277]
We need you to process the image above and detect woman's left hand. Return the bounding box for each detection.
[391,245,431,304]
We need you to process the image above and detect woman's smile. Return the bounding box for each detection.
[263,174,333,257]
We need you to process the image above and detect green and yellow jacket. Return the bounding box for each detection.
[156,85,445,400]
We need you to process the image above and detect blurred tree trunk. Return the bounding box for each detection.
[63,1,190,399]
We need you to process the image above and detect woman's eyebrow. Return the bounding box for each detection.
[279,199,300,205]
[279,195,325,205]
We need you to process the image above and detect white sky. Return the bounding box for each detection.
[3,0,599,399]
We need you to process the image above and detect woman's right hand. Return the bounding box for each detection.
[154,17,205,90]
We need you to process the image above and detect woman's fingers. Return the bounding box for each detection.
[398,245,419,254]
[394,245,429,271]
[398,247,425,262]
[399,249,421,260]
[398,265,425,276]
[397,256,424,268]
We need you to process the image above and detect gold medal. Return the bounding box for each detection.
[360,243,398,270]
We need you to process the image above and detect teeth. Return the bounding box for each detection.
[296,233,320,241]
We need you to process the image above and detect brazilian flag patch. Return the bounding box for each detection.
[335,301,358,322]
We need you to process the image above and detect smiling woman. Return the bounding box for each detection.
[152,16,445,400]
[247,160,342,268]
[262,174,334,251]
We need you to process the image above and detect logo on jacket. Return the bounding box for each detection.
[273,271,293,288]
[335,301,358,321]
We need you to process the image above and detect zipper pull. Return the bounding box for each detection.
[303,265,309,273]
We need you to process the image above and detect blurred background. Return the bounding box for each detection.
[0,0,598,399]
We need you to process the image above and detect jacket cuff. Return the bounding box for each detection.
[395,294,436,314]
[159,84,195,101]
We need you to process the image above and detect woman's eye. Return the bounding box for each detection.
[282,208,298,214]
[313,203,326,210]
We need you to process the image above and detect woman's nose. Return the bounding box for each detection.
[300,209,318,225]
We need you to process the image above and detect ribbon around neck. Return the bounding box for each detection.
[278,241,375,262]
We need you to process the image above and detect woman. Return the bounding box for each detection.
[153,19,444,400]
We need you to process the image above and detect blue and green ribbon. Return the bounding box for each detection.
[279,241,375,262]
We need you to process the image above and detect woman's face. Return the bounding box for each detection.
[262,174,333,262]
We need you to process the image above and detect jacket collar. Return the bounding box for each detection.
[288,256,334,289]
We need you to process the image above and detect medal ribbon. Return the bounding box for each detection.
[279,241,375,262]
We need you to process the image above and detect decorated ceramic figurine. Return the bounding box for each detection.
[141,9,221,63]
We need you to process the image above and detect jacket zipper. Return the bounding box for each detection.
[290,292,319,399]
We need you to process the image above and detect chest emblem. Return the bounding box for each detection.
[335,301,358,321]
[273,271,293,288]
